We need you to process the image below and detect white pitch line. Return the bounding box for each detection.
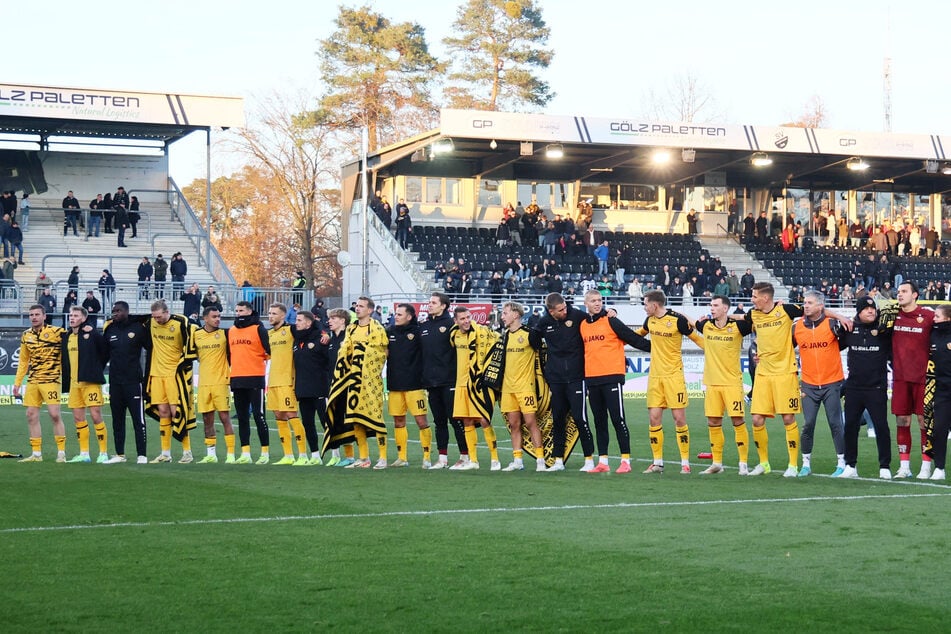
[3,491,950,535]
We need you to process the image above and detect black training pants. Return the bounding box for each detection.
[427,385,466,454]
[587,381,630,455]
[844,386,891,469]
[232,387,269,448]
[550,379,594,458]
[110,382,147,458]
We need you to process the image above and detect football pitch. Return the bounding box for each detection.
[1,399,949,633]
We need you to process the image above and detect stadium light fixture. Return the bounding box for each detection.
[846,157,869,171]
[545,144,564,159]
[750,152,772,167]
[652,149,671,164]
[489,139,498,150]
[942,163,951,175]
[431,137,454,155]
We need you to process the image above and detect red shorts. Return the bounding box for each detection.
[891,380,925,416]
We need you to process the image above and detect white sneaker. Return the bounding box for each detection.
[422,460,432,469]
[448,459,470,471]
[373,459,388,470]
[136,456,148,464]
[178,451,194,464]
[579,462,595,472]
[738,462,749,476]
[428,460,447,470]
[782,466,799,478]
[536,461,547,472]
[501,461,524,472]
[840,465,859,479]
[490,460,501,471]
[895,466,913,478]
[701,464,724,475]
[867,428,877,438]
[546,463,565,472]
[103,455,127,464]
[748,463,771,476]
[879,468,892,480]
[458,461,480,471]
[917,463,933,480]
[930,468,946,481]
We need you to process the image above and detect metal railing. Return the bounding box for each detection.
[165,179,236,287]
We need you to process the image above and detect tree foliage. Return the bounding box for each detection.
[644,71,721,123]
[781,94,828,128]
[317,4,442,153]
[185,94,343,294]
[443,0,554,111]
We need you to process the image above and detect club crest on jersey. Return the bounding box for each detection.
[518,336,525,344]
[666,320,673,328]
[128,332,135,338]
[871,330,878,336]
[947,342,951,350]
[407,333,415,340]
[214,332,220,339]
[169,325,175,333]
[82,333,89,339]
[308,342,315,348]
[439,326,447,333]
[917,316,924,323]
[564,320,574,328]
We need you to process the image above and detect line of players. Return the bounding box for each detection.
[14,279,949,480]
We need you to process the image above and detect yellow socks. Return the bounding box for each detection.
[289,417,306,455]
[159,418,172,453]
[649,425,664,462]
[734,423,749,464]
[225,434,236,456]
[204,437,216,456]
[75,420,90,454]
[753,425,769,465]
[343,444,355,459]
[30,437,42,455]
[709,425,725,464]
[277,419,292,456]
[353,425,369,460]
[465,426,479,463]
[376,432,387,461]
[181,435,191,452]
[94,421,108,454]
[395,426,409,461]
[784,421,799,468]
[55,435,66,452]
[675,425,690,462]
[513,449,523,460]
[483,426,499,462]
[419,427,432,463]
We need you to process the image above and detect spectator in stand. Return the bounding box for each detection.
[743,213,755,241]
[62,290,79,328]
[687,208,699,235]
[62,190,81,237]
[8,221,23,265]
[488,271,504,302]
[18,193,29,231]
[655,264,672,294]
[201,286,223,312]
[35,271,52,301]
[849,219,864,247]
[885,224,899,255]
[0,258,17,297]
[840,284,855,307]
[669,276,683,305]
[506,212,521,248]
[756,211,769,245]
[114,202,129,247]
[547,273,564,293]
[181,283,201,320]
[98,269,116,308]
[152,253,167,299]
[170,252,187,294]
[128,196,141,238]
[82,291,101,327]
[1,191,17,221]
[112,186,129,235]
[714,276,730,298]
[458,273,473,301]
[0,213,11,259]
[543,222,558,255]
[628,278,643,304]
[727,270,740,297]
[837,216,849,247]
[137,257,152,299]
[88,194,103,238]
[394,205,412,249]
[594,240,610,276]
[740,268,755,298]
[100,192,114,233]
[379,198,392,230]
[38,287,56,325]
[870,227,887,253]
[926,226,939,256]
[433,262,447,282]
[682,278,695,306]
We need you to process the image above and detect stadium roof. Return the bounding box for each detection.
[352,109,951,197]
[0,83,244,147]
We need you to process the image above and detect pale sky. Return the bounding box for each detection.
[8,0,946,183]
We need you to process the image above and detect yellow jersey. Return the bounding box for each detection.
[194,327,230,387]
[697,318,752,386]
[149,317,187,377]
[636,309,703,378]
[744,303,803,376]
[67,333,80,385]
[451,327,476,387]
[267,323,295,388]
[502,327,536,393]
[15,325,66,386]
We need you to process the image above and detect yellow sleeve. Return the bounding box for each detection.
[689,330,705,349]
[14,340,29,387]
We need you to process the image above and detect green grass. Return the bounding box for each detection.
[0,400,949,633]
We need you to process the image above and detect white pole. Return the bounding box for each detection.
[361,127,369,296]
